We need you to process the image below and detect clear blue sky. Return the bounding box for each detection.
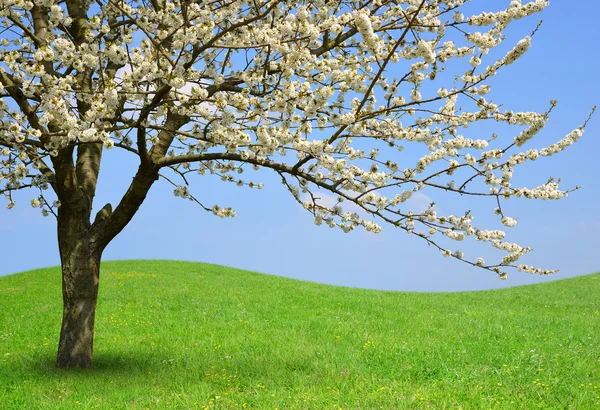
[1,1,598,291]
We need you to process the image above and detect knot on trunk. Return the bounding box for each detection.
[93,203,112,225]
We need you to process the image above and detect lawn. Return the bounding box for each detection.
[1,260,599,409]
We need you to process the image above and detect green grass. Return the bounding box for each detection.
[1,260,599,409]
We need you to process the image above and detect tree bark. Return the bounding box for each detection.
[56,207,102,368]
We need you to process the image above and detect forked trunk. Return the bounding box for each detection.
[51,140,160,368]
[56,231,102,368]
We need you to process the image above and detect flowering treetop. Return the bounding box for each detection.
[0,0,594,279]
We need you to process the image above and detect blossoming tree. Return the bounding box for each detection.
[0,0,593,367]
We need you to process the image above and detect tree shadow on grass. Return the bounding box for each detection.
[29,346,320,383]
[31,350,164,377]
[89,351,160,374]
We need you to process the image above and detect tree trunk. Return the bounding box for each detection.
[51,129,162,368]
[56,218,102,368]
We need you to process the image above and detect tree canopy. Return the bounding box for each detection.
[0,0,593,279]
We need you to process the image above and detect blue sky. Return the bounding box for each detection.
[1,1,599,291]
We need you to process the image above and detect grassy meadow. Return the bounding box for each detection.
[0,260,599,409]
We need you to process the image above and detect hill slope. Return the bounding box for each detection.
[1,260,599,409]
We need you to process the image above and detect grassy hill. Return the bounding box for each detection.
[0,260,599,409]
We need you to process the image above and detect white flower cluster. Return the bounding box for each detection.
[212,205,236,218]
[470,1,548,28]
[353,9,382,56]
[503,36,531,65]
[501,216,518,227]
[540,128,584,157]
[416,40,436,64]
[467,32,501,53]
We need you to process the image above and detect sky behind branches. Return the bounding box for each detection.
[1,1,599,291]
